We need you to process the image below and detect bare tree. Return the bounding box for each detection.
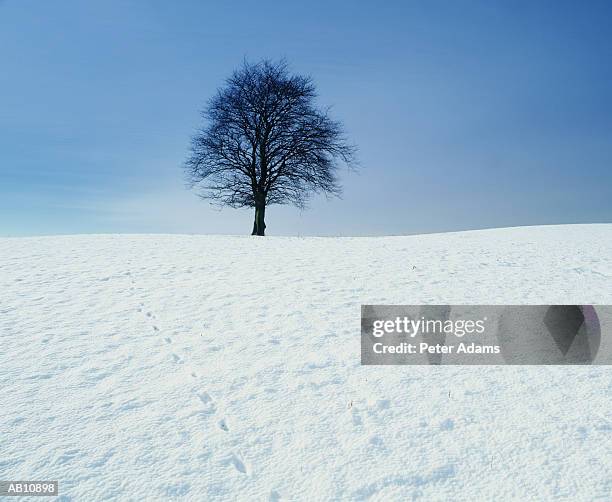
[184,59,356,236]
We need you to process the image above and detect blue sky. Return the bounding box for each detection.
[1,0,611,236]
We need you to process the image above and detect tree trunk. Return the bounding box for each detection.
[251,201,266,236]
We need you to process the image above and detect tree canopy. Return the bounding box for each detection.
[184,59,356,235]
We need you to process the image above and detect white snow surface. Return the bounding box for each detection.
[1,224,612,501]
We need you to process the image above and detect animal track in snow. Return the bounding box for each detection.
[197,392,213,405]
[228,452,248,474]
[128,269,252,479]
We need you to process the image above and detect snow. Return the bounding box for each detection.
[1,224,611,501]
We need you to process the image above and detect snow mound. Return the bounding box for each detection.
[1,224,611,500]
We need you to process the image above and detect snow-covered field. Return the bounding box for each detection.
[1,224,611,501]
